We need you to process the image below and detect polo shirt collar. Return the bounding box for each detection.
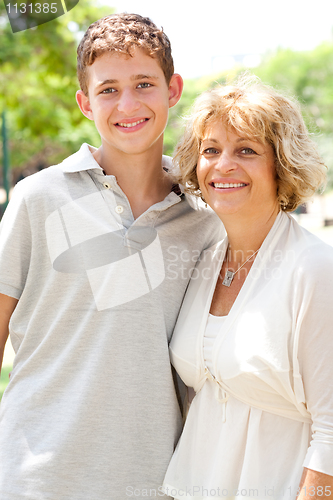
[61,143,183,196]
[61,143,102,173]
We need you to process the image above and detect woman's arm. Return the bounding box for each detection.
[295,246,333,497]
[0,293,18,374]
[297,468,333,499]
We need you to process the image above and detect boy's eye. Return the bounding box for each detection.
[101,88,116,94]
[137,82,152,89]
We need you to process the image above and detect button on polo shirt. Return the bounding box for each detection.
[89,169,136,230]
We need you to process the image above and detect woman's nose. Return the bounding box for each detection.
[216,151,237,172]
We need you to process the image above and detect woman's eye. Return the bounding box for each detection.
[202,147,220,155]
[241,147,257,154]
[137,82,152,89]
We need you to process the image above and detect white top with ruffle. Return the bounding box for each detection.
[163,212,333,500]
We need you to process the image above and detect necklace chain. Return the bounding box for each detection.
[222,246,260,287]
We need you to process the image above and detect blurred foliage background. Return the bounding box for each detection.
[0,0,111,177]
[1,1,333,188]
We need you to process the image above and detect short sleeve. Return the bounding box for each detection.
[295,244,333,476]
[0,183,32,299]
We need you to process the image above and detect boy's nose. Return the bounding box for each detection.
[117,88,140,115]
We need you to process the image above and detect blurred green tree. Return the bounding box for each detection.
[0,0,112,172]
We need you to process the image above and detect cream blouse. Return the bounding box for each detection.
[163,212,333,500]
[203,314,227,373]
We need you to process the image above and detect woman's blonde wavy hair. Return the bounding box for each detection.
[173,75,326,211]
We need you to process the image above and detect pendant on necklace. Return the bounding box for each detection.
[222,270,234,287]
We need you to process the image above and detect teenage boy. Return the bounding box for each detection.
[0,13,221,500]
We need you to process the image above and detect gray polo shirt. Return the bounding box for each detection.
[0,144,223,500]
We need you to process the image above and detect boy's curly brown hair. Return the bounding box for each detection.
[77,13,174,96]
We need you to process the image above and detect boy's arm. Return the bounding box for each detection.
[0,293,18,374]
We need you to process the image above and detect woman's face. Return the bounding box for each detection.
[197,120,279,222]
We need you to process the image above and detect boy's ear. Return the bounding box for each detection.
[76,90,94,121]
[168,74,183,109]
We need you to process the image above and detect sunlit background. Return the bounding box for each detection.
[111,0,333,78]
[1,0,333,391]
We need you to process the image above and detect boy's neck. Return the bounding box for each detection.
[91,142,174,219]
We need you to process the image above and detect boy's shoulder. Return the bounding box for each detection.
[183,191,223,224]
[18,144,96,186]
[12,144,99,204]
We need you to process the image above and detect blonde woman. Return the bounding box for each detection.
[163,77,333,499]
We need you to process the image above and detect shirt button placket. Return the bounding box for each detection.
[101,180,124,218]
[115,205,124,214]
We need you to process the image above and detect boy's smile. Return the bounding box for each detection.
[76,48,182,159]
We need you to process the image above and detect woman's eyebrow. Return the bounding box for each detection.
[201,138,218,143]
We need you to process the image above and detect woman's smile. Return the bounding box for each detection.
[197,121,278,220]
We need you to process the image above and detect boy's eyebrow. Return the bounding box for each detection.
[96,79,118,88]
[96,74,160,88]
[131,74,160,81]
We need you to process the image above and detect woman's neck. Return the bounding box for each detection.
[222,205,280,265]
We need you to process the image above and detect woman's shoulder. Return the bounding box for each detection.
[285,213,333,278]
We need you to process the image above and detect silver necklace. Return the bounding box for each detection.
[222,246,260,287]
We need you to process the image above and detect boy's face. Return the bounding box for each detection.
[76,48,183,158]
